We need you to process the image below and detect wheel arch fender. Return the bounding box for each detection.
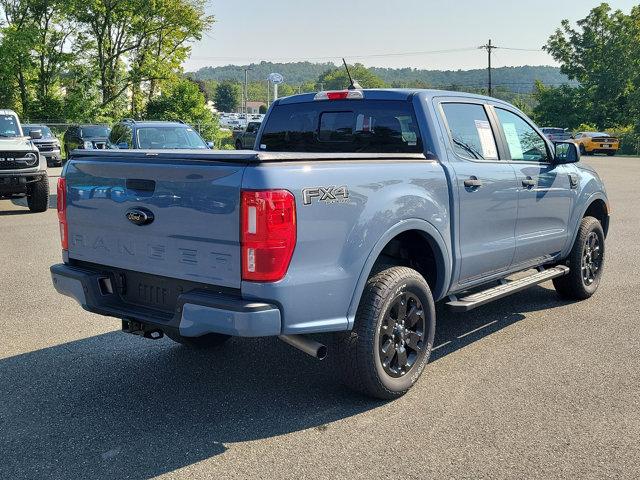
[566,191,610,256]
[346,219,452,329]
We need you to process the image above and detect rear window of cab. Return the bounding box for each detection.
[259,100,422,153]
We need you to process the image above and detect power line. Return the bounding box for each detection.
[189,47,486,62]
[499,47,544,52]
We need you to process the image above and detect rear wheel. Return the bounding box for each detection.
[553,216,605,300]
[606,151,615,156]
[335,266,435,399]
[579,144,586,155]
[165,331,230,349]
[27,177,49,212]
[235,140,243,150]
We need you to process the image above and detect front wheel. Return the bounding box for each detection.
[553,216,605,300]
[235,140,243,150]
[606,151,615,156]
[27,177,50,212]
[336,266,436,399]
[579,144,586,155]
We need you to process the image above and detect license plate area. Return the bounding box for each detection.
[121,271,180,312]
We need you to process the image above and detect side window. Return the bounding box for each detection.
[123,126,133,147]
[442,103,498,160]
[496,109,549,162]
[108,125,121,144]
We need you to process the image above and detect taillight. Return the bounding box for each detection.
[57,177,68,250]
[241,190,296,282]
[314,90,364,101]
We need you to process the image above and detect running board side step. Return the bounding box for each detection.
[446,266,569,312]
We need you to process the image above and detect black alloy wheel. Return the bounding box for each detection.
[378,292,426,378]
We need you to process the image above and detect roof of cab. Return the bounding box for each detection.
[0,109,19,116]
[121,120,192,128]
[275,88,507,105]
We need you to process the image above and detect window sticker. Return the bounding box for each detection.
[502,122,523,159]
[474,120,498,159]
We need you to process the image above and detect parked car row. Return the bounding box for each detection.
[542,127,620,156]
[57,120,212,163]
[220,112,264,130]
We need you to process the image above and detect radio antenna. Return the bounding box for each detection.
[342,58,362,90]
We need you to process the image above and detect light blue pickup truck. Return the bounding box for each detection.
[51,89,609,399]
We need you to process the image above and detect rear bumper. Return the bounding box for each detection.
[50,263,282,337]
[585,144,619,152]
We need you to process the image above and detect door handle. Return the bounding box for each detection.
[522,176,536,188]
[464,177,483,188]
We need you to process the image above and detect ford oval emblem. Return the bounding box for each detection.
[126,207,154,226]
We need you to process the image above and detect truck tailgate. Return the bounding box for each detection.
[64,153,251,289]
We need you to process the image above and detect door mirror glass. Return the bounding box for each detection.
[554,141,580,164]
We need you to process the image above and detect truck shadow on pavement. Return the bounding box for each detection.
[0,285,571,479]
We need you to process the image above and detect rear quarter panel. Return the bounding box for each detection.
[241,159,451,334]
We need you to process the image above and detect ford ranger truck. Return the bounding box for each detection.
[50,89,610,399]
[0,109,50,212]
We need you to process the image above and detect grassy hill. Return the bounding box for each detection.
[189,62,575,93]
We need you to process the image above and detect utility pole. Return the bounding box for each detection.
[243,67,252,114]
[479,39,498,97]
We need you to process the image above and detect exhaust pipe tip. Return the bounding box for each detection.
[279,334,327,360]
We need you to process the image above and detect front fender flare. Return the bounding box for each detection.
[346,218,451,329]
[564,190,609,256]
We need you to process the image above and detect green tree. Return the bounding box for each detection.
[145,77,219,140]
[0,1,37,115]
[544,3,634,129]
[531,81,586,129]
[70,0,212,117]
[29,0,73,119]
[128,0,213,116]
[214,80,241,112]
[317,63,387,90]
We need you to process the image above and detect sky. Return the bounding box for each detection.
[184,0,638,73]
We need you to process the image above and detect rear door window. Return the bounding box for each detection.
[260,100,422,153]
[441,103,499,160]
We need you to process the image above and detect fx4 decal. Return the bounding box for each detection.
[302,185,349,205]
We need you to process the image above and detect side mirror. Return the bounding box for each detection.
[29,129,42,140]
[554,141,580,164]
[117,142,129,149]
[207,141,214,149]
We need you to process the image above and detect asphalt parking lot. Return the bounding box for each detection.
[1,156,639,479]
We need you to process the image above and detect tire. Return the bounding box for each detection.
[553,216,605,300]
[335,266,436,400]
[235,140,243,150]
[165,331,230,349]
[27,177,50,213]
[579,144,586,155]
[606,151,615,156]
